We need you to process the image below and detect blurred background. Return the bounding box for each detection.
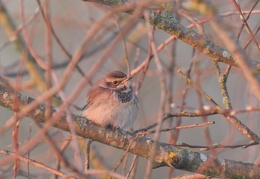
[0,0,260,178]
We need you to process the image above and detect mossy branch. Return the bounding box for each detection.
[82,0,260,72]
[0,83,259,178]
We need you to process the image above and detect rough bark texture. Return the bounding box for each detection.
[0,84,260,178]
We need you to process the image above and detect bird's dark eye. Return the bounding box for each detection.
[112,80,118,85]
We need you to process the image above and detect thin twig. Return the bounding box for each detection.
[113,18,131,76]
[126,155,138,178]
[213,61,232,109]
[144,9,167,179]
[85,139,92,172]
[232,0,259,49]
[111,135,139,176]
[0,149,67,177]
[145,121,215,135]
[178,69,260,142]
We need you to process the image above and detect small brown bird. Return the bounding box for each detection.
[83,71,139,130]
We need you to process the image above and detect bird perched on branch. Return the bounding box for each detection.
[83,71,139,130]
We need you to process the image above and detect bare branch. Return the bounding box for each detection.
[0,83,259,178]
[82,0,260,70]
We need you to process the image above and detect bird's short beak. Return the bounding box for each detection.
[122,76,132,83]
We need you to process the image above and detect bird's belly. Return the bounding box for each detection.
[84,98,138,130]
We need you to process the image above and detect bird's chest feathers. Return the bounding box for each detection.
[113,87,133,103]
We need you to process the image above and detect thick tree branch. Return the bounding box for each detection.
[82,0,260,71]
[0,84,260,178]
